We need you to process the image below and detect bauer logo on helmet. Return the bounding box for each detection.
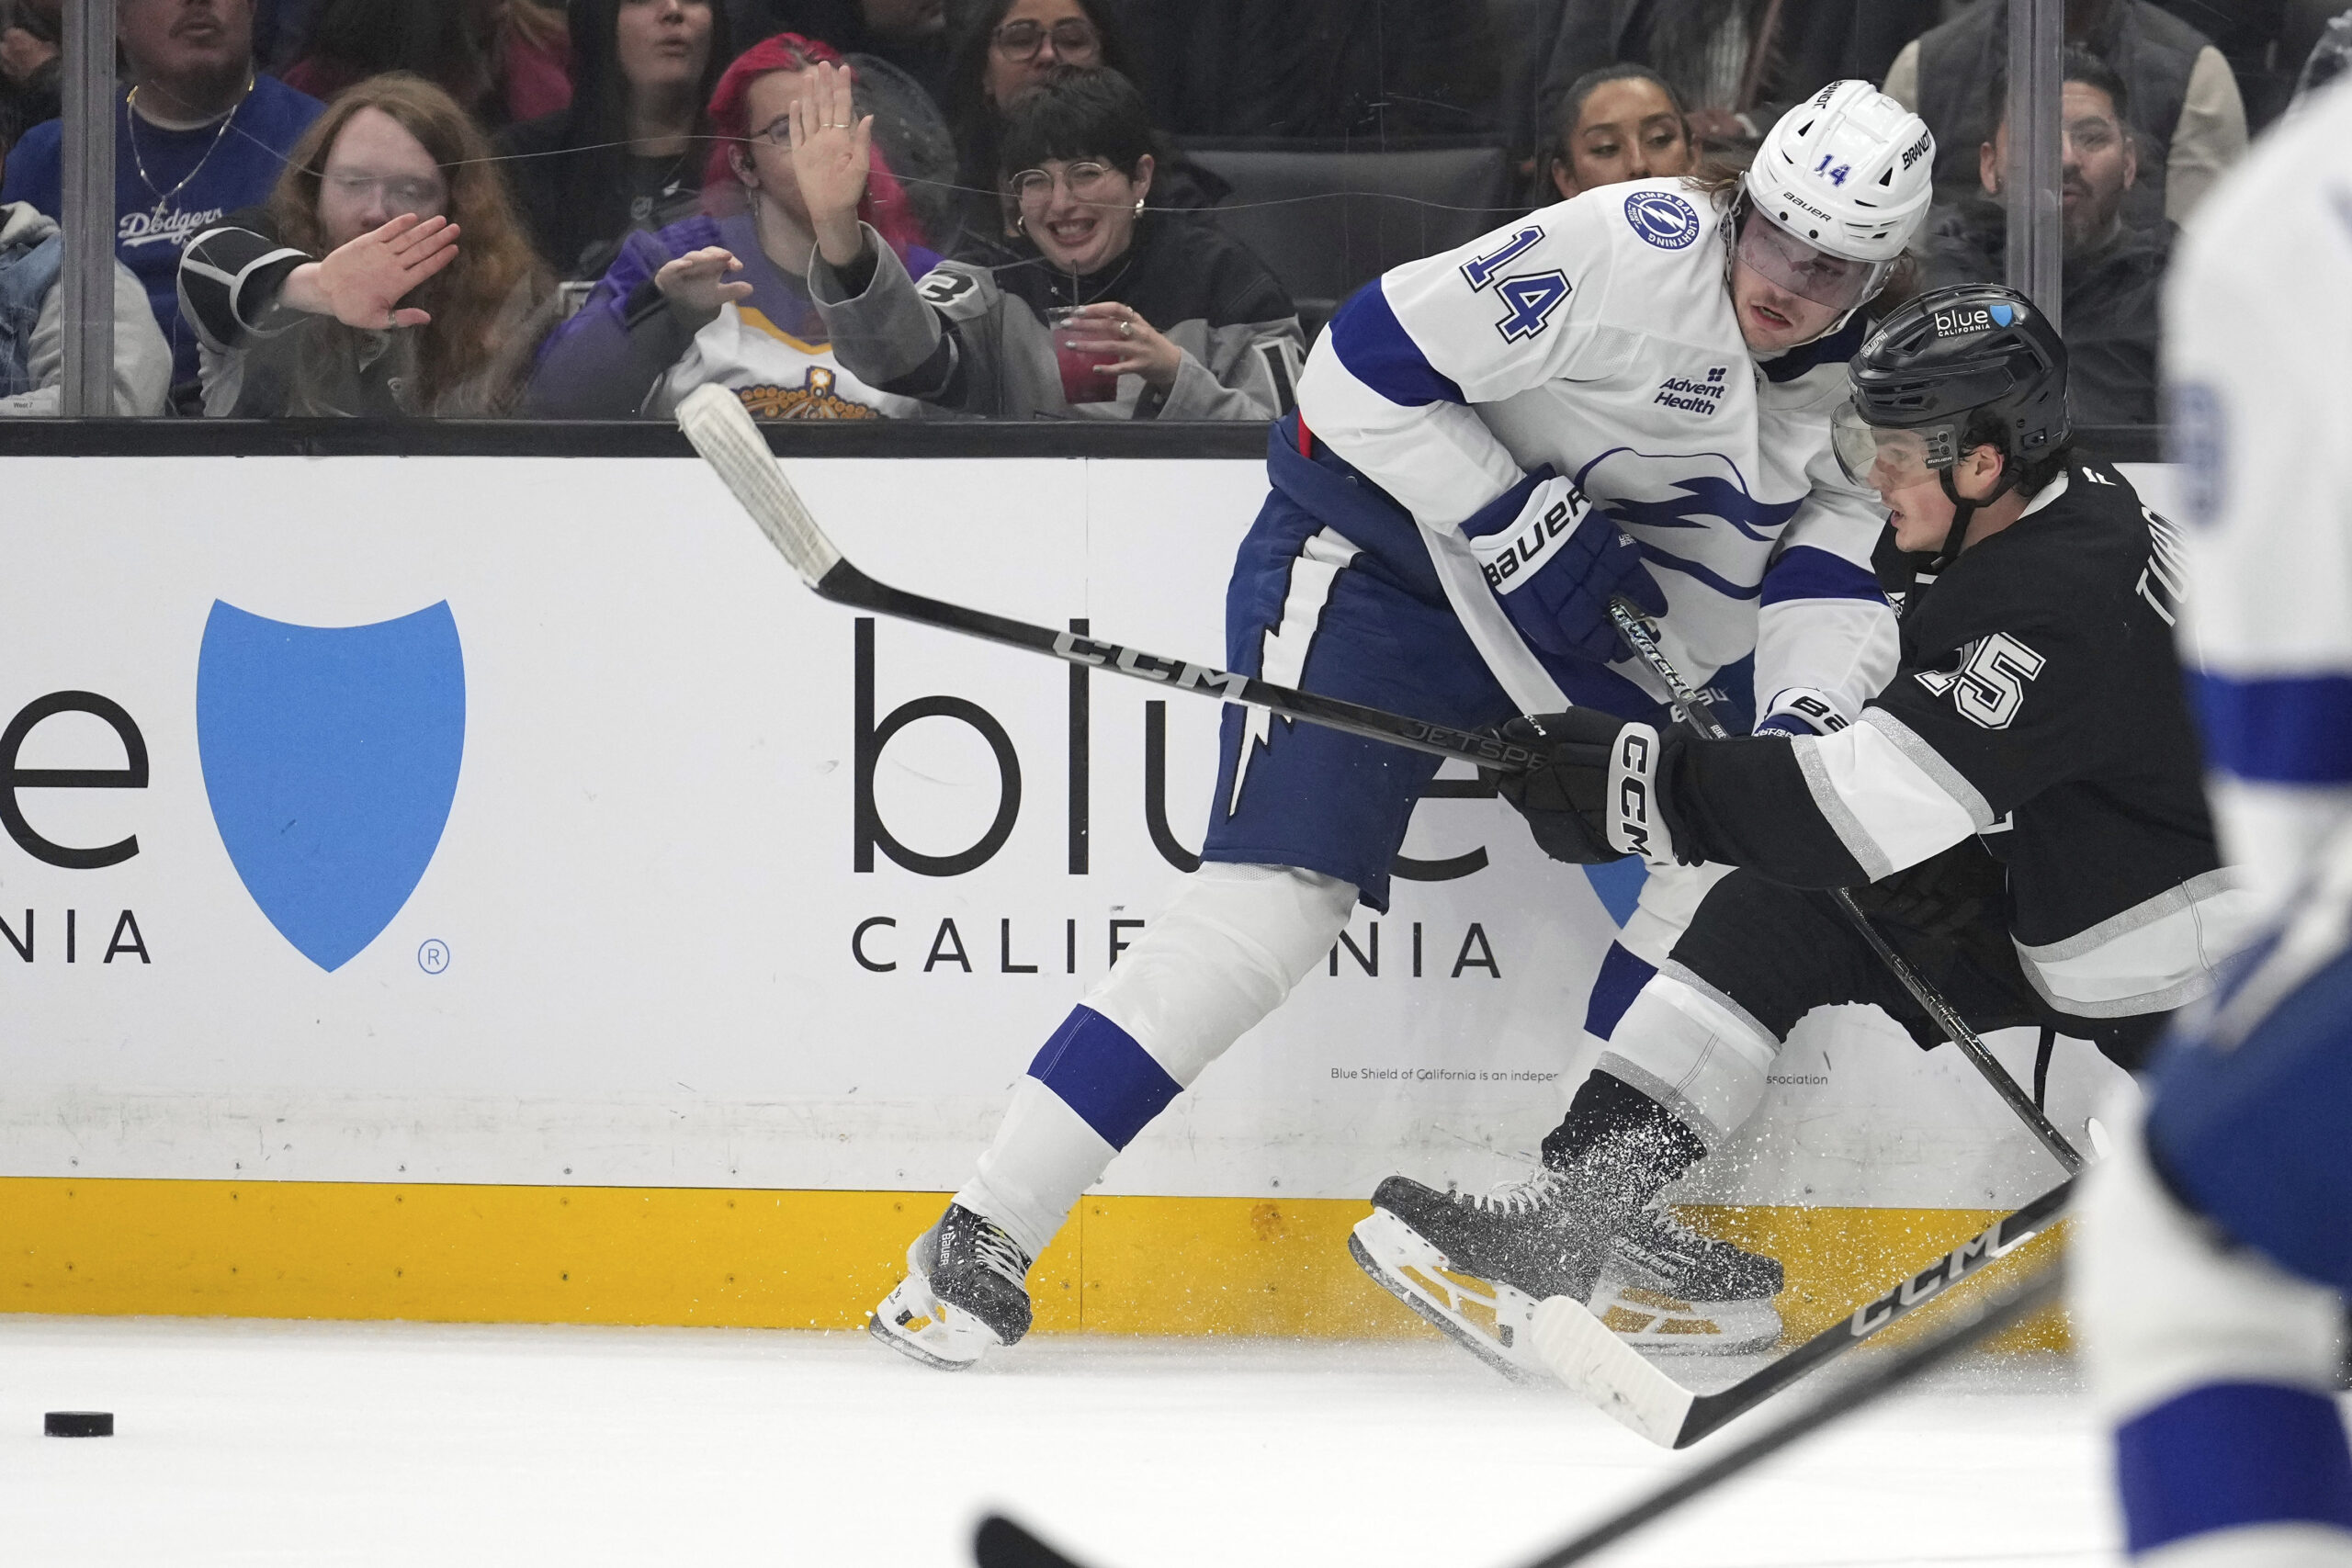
[1623,190,1702,250]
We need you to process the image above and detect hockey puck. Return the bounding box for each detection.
[44,1411,113,1438]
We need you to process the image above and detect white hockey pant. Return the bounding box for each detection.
[953,862,1357,1260]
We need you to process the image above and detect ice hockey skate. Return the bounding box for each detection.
[1352,1163,1783,1378]
[869,1203,1036,1371]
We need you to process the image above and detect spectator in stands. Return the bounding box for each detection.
[1922,49,2165,427]
[941,0,1222,258]
[805,63,1302,420]
[725,1,954,110]
[177,73,556,415]
[525,34,940,419]
[0,0,61,158]
[0,147,172,414]
[1543,64,1695,202]
[285,0,572,133]
[499,0,733,282]
[0,0,323,412]
[1883,0,2247,226]
[1536,0,1856,156]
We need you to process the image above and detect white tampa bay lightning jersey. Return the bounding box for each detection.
[1297,177,1897,728]
[2165,81,2352,919]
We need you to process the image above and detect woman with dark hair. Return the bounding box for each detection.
[285,0,573,133]
[525,32,942,419]
[498,0,733,281]
[939,0,1220,256]
[177,73,559,415]
[1544,64,1695,202]
[804,62,1300,420]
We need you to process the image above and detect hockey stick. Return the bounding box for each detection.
[970,1256,2065,1568]
[1606,600,2085,1176]
[1519,1256,2065,1566]
[675,384,1539,773]
[1534,1173,2070,1446]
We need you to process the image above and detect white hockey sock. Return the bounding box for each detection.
[955,862,1357,1261]
[1591,962,1780,1146]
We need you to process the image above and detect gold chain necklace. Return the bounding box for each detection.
[125,76,255,224]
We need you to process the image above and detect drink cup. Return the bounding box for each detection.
[1047,305,1125,404]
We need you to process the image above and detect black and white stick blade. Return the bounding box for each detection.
[675,383,842,586]
[974,1514,1093,1568]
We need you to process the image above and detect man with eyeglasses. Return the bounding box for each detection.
[0,0,321,412]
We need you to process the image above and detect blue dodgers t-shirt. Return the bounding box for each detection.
[1,74,323,402]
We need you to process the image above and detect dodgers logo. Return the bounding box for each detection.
[197,602,465,972]
[1623,190,1700,250]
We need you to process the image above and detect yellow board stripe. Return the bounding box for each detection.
[0,1179,2065,1348]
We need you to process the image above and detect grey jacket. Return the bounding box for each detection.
[0,202,171,417]
[808,215,1304,422]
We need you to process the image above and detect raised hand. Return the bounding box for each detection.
[790,60,876,268]
[280,212,461,330]
[653,245,753,323]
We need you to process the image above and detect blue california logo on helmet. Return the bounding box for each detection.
[1931,299,2024,337]
[1623,190,1701,250]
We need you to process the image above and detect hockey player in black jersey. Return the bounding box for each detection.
[1352,283,2254,1377]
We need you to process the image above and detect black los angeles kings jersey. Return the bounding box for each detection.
[1663,459,2256,1021]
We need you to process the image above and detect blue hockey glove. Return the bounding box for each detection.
[1460,468,1666,663]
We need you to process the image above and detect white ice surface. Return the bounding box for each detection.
[0,1315,2120,1567]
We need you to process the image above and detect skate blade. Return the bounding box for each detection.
[867,1275,1000,1372]
[1349,1209,1546,1383]
[1586,1272,1781,1357]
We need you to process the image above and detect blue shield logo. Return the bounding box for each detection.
[1989,304,2016,327]
[198,602,465,972]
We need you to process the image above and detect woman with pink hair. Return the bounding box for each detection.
[526,31,941,418]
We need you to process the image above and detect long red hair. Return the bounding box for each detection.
[702,33,929,257]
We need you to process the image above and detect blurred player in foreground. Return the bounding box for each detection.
[2073,78,2352,1568]
[1363,281,2253,1374]
[871,82,1939,1371]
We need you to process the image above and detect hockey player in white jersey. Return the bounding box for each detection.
[2073,79,2352,1568]
[871,81,1937,1371]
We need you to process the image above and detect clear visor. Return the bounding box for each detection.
[1736,207,1886,311]
[1831,400,1959,491]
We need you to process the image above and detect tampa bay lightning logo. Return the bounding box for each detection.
[197,602,465,972]
[1576,448,1803,599]
[1623,190,1701,250]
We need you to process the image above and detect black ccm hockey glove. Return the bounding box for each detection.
[1494,710,1687,867]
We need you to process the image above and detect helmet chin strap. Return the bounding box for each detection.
[1929,462,2019,576]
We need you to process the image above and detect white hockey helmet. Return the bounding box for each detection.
[1746,80,1935,265]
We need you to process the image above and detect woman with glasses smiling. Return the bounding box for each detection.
[936,0,1224,258]
[177,72,555,415]
[804,62,1301,420]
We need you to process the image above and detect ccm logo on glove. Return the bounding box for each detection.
[1605,721,1676,864]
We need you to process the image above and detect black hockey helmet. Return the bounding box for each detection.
[1832,284,2069,566]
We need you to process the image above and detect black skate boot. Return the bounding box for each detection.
[869,1203,1035,1371]
[1586,1199,1784,1356]
[1352,1072,1785,1377]
[1351,1165,1607,1380]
